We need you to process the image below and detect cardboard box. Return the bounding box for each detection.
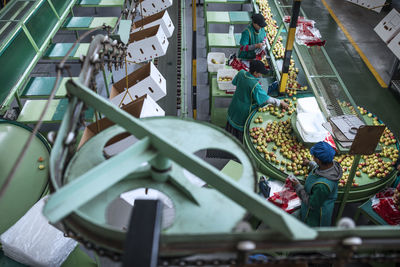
[374,8,400,43]
[347,0,386,13]
[78,94,164,148]
[110,62,166,105]
[388,31,400,60]
[138,0,173,17]
[127,25,169,62]
[132,10,174,38]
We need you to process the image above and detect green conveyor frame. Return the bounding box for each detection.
[253,0,364,122]
[0,0,79,115]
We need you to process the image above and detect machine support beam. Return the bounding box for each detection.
[279,0,301,93]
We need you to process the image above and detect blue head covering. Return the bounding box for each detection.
[310,141,336,164]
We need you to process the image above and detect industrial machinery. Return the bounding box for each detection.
[0,0,400,265]
[38,34,400,265]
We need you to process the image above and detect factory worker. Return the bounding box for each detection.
[225,60,288,142]
[289,141,343,227]
[238,13,267,60]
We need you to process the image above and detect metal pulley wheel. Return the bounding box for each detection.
[45,117,257,255]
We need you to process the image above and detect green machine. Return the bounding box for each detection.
[0,120,50,234]
[37,34,400,265]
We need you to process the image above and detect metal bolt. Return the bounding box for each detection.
[64,132,75,145]
[91,53,99,63]
[47,131,56,144]
[343,237,362,246]
[237,240,256,251]
[337,217,356,228]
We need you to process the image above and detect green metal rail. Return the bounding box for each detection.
[268,0,364,121]
[0,0,78,115]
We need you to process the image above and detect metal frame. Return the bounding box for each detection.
[0,0,78,115]
[255,0,366,122]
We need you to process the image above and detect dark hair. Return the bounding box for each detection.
[249,62,257,74]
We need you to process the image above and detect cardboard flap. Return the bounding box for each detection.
[78,95,147,148]
[133,10,166,29]
[112,62,151,93]
[129,25,160,43]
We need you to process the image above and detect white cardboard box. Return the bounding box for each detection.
[110,62,166,105]
[388,31,400,59]
[347,0,386,13]
[138,0,173,16]
[79,95,164,148]
[127,25,169,62]
[374,8,400,43]
[132,10,174,38]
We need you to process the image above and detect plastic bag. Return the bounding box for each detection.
[371,188,400,225]
[268,178,301,213]
[0,196,77,267]
[229,56,249,72]
[284,16,326,47]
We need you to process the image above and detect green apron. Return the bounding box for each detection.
[227,70,270,131]
[238,24,266,59]
[300,172,338,227]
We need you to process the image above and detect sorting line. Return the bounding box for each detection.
[320,0,388,88]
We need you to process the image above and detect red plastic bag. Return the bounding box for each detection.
[284,16,326,47]
[229,57,249,72]
[268,178,301,213]
[372,188,400,225]
[324,132,337,152]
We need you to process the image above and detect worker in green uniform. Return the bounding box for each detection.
[238,13,267,60]
[289,141,343,227]
[225,60,288,142]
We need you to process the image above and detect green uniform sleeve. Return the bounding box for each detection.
[309,183,331,210]
[232,71,240,86]
[240,29,250,46]
[251,83,270,106]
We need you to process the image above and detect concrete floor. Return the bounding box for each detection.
[300,0,400,137]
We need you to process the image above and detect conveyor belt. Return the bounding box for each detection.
[62,17,118,30]
[76,0,125,7]
[154,0,181,115]
[21,77,78,99]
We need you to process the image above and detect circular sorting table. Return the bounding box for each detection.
[244,98,399,202]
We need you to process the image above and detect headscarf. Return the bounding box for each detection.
[310,141,336,164]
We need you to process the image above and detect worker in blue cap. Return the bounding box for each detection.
[289,141,343,227]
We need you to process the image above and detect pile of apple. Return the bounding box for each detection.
[286,59,308,96]
[249,118,312,177]
[249,102,399,187]
[258,98,296,118]
[256,0,285,59]
[256,0,309,95]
